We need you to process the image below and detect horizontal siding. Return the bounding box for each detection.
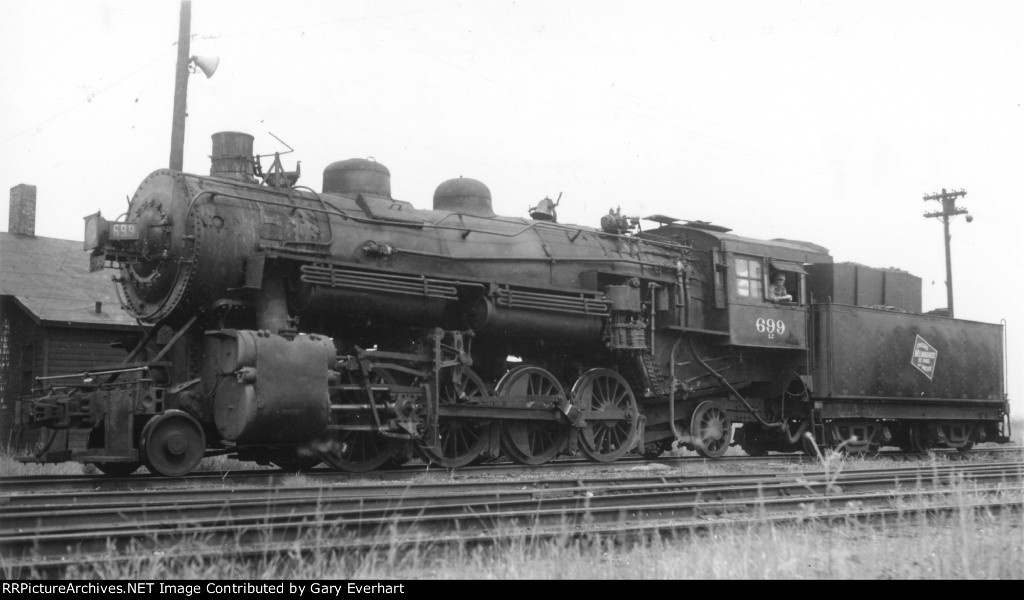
[46,328,135,375]
[2,301,44,396]
[1,315,139,447]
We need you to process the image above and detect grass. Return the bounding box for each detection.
[4,449,1022,580]
[0,452,82,476]
[0,449,268,477]
[10,493,1021,580]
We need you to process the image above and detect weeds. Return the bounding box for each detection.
[6,473,1021,580]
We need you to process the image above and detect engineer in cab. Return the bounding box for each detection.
[768,272,793,303]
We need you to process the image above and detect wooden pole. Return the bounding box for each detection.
[169,1,191,171]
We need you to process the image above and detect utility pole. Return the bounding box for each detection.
[923,188,971,317]
[169,0,192,171]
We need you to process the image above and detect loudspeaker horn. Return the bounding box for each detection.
[190,55,220,79]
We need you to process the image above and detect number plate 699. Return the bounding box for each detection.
[755,317,786,338]
[110,222,139,240]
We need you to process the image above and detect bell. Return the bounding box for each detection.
[529,194,561,222]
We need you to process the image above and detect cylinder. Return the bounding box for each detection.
[213,331,334,443]
[210,132,256,183]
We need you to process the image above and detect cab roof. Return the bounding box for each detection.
[641,219,833,265]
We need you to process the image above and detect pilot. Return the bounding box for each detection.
[768,272,793,303]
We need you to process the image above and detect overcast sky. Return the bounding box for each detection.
[1,0,1021,412]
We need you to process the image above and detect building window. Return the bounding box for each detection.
[735,257,763,299]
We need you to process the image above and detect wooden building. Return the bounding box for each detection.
[1,184,141,447]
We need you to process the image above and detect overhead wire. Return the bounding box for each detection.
[5,5,993,233]
[0,46,176,146]
[350,19,840,222]
[381,11,939,199]
[365,16,897,194]
[193,1,461,41]
[170,5,934,216]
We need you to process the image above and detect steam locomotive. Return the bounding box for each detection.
[18,132,1011,476]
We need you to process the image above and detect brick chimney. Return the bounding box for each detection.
[8,184,36,236]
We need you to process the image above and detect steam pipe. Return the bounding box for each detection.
[684,337,813,444]
[675,259,688,328]
[668,339,685,441]
[686,335,781,430]
[648,282,658,354]
[256,263,291,334]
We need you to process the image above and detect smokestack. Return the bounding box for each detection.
[8,184,36,236]
[210,132,256,183]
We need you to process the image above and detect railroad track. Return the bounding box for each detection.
[3,444,1020,495]
[2,459,1021,577]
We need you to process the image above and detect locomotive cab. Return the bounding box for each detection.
[644,220,832,349]
[723,252,811,349]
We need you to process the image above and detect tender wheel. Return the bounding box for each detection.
[139,410,206,477]
[416,367,492,469]
[572,368,638,463]
[907,423,931,453]
[319,368,398,473]
[690,400,732,459]
[833,423,880,455]
[938,423,975,452]
[498,366,570,465]
[87,425,141,477]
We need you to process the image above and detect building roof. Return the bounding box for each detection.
[0,232,138,328]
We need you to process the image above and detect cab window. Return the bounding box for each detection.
[768,260,807,305]
[734,257,763,299]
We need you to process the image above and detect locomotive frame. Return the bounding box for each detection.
[17,131,1011,476]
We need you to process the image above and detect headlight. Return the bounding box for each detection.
[83,212,108,251]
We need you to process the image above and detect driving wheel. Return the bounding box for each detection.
[416,366,492,468]
[498,366,570,465]
[572,368,638,463]
[319,367,398,472]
